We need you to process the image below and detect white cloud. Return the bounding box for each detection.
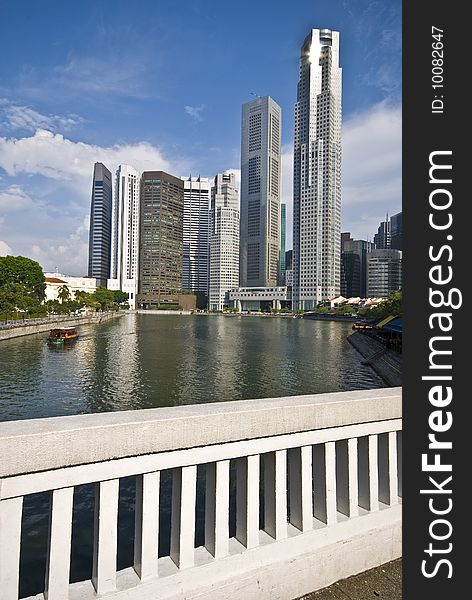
[0,99,82,133]
[184,105,205,121]
[0,184,37,212]
[0,240,12,256]
[0,128,190,181]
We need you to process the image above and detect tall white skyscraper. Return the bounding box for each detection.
[209,173,240,311]
[181,176,212,306]
[293,29,342,309]
[240,96,281,287]
[107,164,140,308]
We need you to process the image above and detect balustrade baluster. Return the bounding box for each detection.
[348,438,359,517]
[44,487,74,600]
[170,466,197,569]
[205,460,229,558]
[134,472,160,580]
[0,496,23,600]
[235,454,260,549]
[325,441,337,524]
[92,479,119,594]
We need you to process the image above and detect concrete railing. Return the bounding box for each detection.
[0,388,402,600]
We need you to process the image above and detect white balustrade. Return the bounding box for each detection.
[0,387,402,600]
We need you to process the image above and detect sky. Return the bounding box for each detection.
[0,0,401,275]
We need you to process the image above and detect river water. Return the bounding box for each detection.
[0,313,383,421]
[0,313,384,597]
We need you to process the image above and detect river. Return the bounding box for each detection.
[0,313,383,422]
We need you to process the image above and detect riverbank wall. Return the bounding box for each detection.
[0,311,124,342]
[348,331,402,387]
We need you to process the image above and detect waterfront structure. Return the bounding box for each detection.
[0,388,401,599]
[181,176,212,308]
[44,272,98,302]
[107,165,140,309]
[373,217,390,249]
[88,162,113,286]
[137,171,185,309]
[366,249,402,298]
[229,286,289,311]
[341,233,374,298]
[240,96,281,288]
[279,203,286,284]
[292,29,342,309]
[390,211,403,250]
[209,173,240,311]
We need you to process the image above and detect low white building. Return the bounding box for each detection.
[44,272,99,302]
[229,286,289,311]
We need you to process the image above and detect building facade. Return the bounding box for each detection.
[279,203,286,284]
[181,176,211,307]
[107,165,140,309]
[137,171,184,309]
[292,29,342,309]
[88,162,113,286]
[240,96,281,288]
[390,211,403,250]
[373,218,391,249]
[366,249,402,298]
[340,233,374,298]
[44,273,99,303]
[209,173,240,311]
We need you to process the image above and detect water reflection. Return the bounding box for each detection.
[0,314,384,422]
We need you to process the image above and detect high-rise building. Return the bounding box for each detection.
[107,165,140,308]
[292,29,342,309]
[137,171,184,309]
[390,211,403,250]
[366,249,402,298]
[340,233,374,298]
[240,96,281,288]
[88,162,113,286]
[279,203,286,284]
[209,173,240,311]
[181,176,211,307]
[373,217,391,249]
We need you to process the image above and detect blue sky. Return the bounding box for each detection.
[0,0,401,274]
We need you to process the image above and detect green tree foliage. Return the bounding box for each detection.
[359,290,402,320]
[0,256,46,315]
[57,285,71,303]
[0,256,45,302]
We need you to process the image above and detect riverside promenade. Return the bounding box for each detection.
[0,311,124,341]
[0,387,401,600]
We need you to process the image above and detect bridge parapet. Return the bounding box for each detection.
[0,387,402,600]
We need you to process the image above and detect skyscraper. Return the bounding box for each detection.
[292,29,342,309]
[108,165,140,308]
[367,249,402,298]
[240,96,281,287]
[88,162,113,286]
[373,217,391,249]
[181,176,211,307]
[209,173,240,311]
[390,211,403,250]
[137,171,184,309]
[279,203,286,284]
[340,233,374,298]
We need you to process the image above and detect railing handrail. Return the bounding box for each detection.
[0,388,401,478]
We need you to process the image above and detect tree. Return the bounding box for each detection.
[57,285,70,304]
[0,256,45,303]
[112,290,129,307]
[93,286,115,311]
